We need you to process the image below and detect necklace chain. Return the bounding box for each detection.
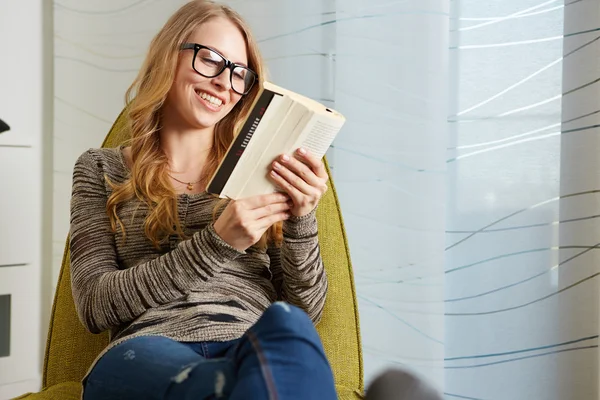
[168,173,202,191]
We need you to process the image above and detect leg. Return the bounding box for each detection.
[229,302,337,400]
[83,336,235,400]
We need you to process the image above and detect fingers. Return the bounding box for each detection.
[270,169,306,201]
[257,210,291,230]
[238,192,290,209]
[271,160,314,195]
[252,200,291,220]
[225,148,328,225]
[216,192,291,251]
[295,148,328,179]
[271,148,328,197]
[273,153,321,188]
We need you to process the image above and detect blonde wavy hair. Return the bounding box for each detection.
[106,0,282,249]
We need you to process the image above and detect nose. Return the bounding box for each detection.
[211,68,232,92]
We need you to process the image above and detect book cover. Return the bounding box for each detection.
[206,88,277,195]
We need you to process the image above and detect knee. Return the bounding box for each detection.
[267,301,311,325]
[258,302,318,339]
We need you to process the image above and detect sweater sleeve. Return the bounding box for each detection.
[267,210,328,323]
[69,150,244,334]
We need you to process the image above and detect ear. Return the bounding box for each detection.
[0,118,9,134]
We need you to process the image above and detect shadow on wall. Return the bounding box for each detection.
[0,118,9,133]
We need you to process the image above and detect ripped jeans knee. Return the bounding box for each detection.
[167,358,235,399]
[256,301,319,339]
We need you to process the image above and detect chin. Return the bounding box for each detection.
[199,116,227,130]
[189,109,218,129]
[195,108,233,129]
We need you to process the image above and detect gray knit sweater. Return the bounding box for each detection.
[69,147,327,345]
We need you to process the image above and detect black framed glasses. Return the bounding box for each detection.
[180,43,257,95]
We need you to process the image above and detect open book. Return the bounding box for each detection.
[206,81,346,199]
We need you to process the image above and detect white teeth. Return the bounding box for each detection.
[198,91,222,106]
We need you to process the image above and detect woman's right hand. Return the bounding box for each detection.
[213,192,291,251]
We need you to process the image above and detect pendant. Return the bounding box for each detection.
[187,183,193,191]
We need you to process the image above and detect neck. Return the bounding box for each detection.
[159,125,214,173]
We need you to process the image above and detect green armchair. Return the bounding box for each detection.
[14,109,364,400]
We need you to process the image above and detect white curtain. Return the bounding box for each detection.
[53,0,600,398]
[446,1,599,398]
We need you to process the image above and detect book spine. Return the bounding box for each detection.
[207,89,276,196]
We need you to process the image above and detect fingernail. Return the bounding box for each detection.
[273,161,281,170]
[271,170,279,177]
[281,154,290,162]
[298,148,307,155]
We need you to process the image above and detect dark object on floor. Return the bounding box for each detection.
[0,118,9,133]
[365,368,443,400]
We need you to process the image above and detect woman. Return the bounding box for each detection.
[69,1,335,399]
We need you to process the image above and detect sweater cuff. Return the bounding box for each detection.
[283,209,318,239]
[197,224,246,261]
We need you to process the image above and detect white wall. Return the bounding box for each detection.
[0,0,50,397]
[53,1,156,288]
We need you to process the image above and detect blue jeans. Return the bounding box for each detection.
[83,302,337,400]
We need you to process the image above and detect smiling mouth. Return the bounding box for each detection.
[195,89,224,107]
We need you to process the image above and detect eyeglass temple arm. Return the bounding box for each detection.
[180,43,196,50]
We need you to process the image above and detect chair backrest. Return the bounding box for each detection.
[42,108,363,395]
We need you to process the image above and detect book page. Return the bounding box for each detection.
[301,119,342,158]
[293,112,345,160]
[264,81,341,114]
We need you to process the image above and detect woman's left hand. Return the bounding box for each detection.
[270,148,328,217]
